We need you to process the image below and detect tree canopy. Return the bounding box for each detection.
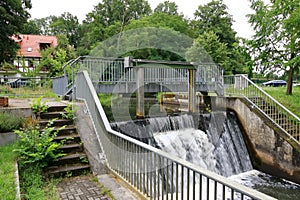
[248,0,300,94]
[7,0,253,76]
[0,0,31,64]
[154,0,180,16]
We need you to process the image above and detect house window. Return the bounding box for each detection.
[39,43,50,51]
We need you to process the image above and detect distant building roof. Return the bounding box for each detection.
[12,34,58,58]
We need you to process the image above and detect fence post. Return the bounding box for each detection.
[136,67,145,118]
[188,69,196,113]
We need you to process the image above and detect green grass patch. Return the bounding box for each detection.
[0,84,57,98]
[0,143,18,200]
[18,162,60,200]
[263,86,300,118]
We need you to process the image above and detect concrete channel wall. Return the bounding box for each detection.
[211,96,300,184]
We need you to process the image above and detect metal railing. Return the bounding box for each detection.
[0,76,52,97]
[224,75,300,150]
[76,70,276,200]
[56,56,224,97]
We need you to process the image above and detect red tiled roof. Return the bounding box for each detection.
[12,34,58,58]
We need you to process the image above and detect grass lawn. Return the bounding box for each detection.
[0,85,57,98]
[0,143,18,199]
[262,86,300,118]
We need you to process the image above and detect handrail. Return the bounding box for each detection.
[224,75,300,147]
[241,75,300,121]
[63,56,224,92]
[75,70,276,200]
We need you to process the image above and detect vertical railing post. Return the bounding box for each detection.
[136,66,145,118]
[188,68,196,113]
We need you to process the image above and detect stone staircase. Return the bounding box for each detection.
[38,104,90,177]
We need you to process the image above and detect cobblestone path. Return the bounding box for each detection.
[57,176,111,200]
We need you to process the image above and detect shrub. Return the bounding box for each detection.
[31,97,49,116]
[0,112,24,132]
[61,103,76,120]
[14,121,66,168]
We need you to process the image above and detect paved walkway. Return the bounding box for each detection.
[57,176,111,200]
[57,174,140,200]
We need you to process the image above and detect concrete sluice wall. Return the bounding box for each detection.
[211,96,300,184]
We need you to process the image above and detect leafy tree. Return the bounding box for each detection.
[231,38,254,77]
[113,13,193,60]
[22,20,41,35]
[191,0,244,74]
[186,31,229,70]
[49,12,80,47]
[78,0,152,55]
[192,0,236,45]
[154,0,180,16]
[248,0,300,94]
[90,27,193,61]
[126,12,192,37]
[0,0,31,65]
[26,17,53,35]
[38,34,76,77]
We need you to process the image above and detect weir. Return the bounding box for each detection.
[52,57,300,199]
[73,71,276,199]
[111,112,253,178]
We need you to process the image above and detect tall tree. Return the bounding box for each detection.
[22,20,41,35]
[78,0,152,55]
[49,12,80,47]
[154,1,179,16]
[0,0,32,64]
[191,0,242,74]
[117,12,193,60]
[186,31,229,69]
[248,0,300,94]
[192,0,236,46]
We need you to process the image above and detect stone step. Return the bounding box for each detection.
[40,111,67,120]
[53,125,77,135]
[45,163,90,177]
[54,134,81,144]
[59,143,83,153]
[39,118,73,127]
[47,105,67,112]
[54,152,88,165]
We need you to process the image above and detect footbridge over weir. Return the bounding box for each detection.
[53,56,224,117]
[52,57,299,199]
[64,57,223,94]
[55,69,276,200]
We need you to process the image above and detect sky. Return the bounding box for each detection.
[29,0,254,39]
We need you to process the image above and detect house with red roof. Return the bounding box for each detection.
[11,34,58,72]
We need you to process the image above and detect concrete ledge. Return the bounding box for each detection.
[0,132,18,146]
[97,173,140,200]
[15,162,20,200]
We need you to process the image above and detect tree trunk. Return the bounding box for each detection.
[286,66,294,95]
[286,52,296,95]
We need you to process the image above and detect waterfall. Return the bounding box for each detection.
[111,111,253,177]
[149,112,252,177]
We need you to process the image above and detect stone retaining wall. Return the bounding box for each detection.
[212,96,300,184]
[0,107,32,146]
